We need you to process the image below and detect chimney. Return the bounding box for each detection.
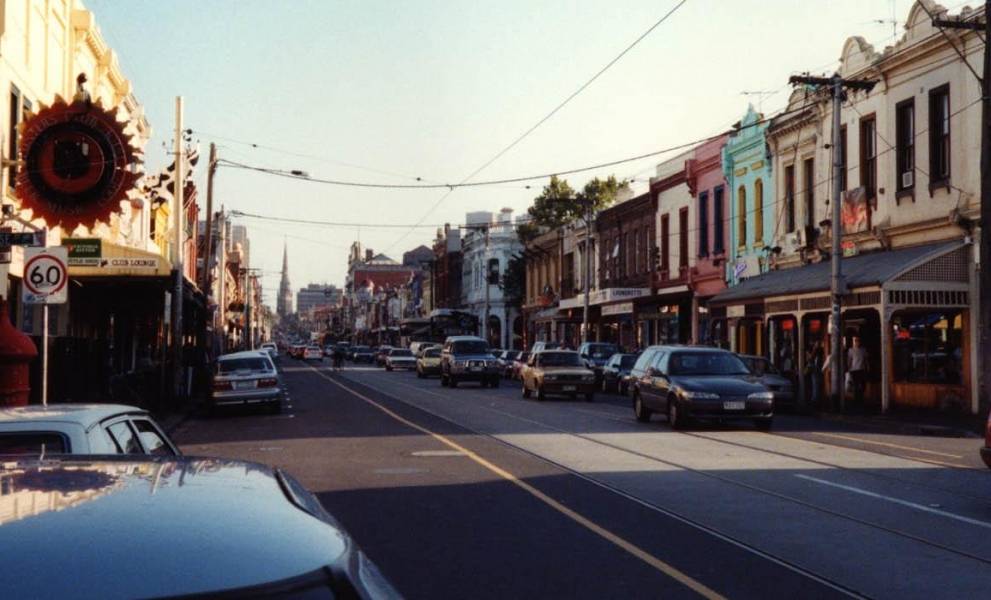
[365,249,374,261]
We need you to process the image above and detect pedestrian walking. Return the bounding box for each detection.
[847,336,869,407]
[806,341,824,408]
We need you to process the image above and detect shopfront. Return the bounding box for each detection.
[636,287,692,347]
[709,241,975,414]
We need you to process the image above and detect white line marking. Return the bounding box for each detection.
[795,474,991,529]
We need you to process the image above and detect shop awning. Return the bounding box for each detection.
[67,240,172,277]
[709,241,965,306]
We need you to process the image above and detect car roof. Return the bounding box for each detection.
[446,336,486,342]
[0,456,352,598]
[646,345,730,354]
[218,351,273,361]
[539,350,579,355]
[0,403,147,426]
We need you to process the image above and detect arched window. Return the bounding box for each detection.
[754,179,764,244]
[737,185,747,249]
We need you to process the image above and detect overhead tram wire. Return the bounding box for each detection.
[381,0,690,252]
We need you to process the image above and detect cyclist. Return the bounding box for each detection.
[332,346,344,371]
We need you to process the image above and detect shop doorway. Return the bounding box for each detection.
[735,318,763,356]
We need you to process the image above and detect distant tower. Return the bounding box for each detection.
[277,240,293,317]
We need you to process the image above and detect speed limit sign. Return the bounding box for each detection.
[22,247,68,304]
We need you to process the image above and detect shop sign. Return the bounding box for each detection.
[590,287,650,305]
[727,305,745,318]
[735,255,761,280]
[601,302,633,316]
[63,238,102,266]
[104,257,159,269]
[17,97,141,232]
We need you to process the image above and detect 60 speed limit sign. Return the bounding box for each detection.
[22,247,68,304]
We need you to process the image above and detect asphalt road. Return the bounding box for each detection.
[173,359,991,599]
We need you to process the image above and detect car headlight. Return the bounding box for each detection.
[749,391,775,400]
[681,390,720,399]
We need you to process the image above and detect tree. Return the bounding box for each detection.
[525,175,627,230]
[500,253,526,303]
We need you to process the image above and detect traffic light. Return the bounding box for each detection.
[651,246,660,270]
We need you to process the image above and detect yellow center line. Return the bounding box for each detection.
[808,432,964,458]
[309,367,725,600]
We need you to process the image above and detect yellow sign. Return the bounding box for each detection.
[67,241,172,277]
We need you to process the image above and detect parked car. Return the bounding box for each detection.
[0,404,180,456]
[375,346,394,367]
[0,456,398,598]
[385,348,416,371]
[630,346,773,430]
[289,343,306,359]
[259,342,279,359]
[440,336,501,388]
[510,351,530,380]
[530,340,563,354]
[417,346,442,378]
[212,351,282,414]
[737,353,796,410]
[578,342,620,384]
[602,353,639,395]
[499,350,522,378]
[303,345,324,361]
[982,410,991,469]
[351,345,376,363]
[521,350,596,402]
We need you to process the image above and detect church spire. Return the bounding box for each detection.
[277,238,292,317]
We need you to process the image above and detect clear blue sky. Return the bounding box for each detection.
[87,0,921,306]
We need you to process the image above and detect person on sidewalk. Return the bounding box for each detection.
[806,341,824,408]
[847,336,869,407]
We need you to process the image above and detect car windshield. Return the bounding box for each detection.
[452,341,489,354]
[391,349,412,357]
[424,348,441,357]
[586,344,618,358]
[669,352,750,376]
[620,355,638,368]
[218,357,272,373]
[539,352,583,367]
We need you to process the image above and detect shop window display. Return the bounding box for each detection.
[892,310,963,384]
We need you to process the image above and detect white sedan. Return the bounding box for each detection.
[303,346,324,361]
[385,349,417,371]
[0,404,180,455]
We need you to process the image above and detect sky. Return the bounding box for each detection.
[84,0,927,307]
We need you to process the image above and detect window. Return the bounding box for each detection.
[860,115,877,207]
[892,310,963,384]
[803,157,815,228]
[132,419,175,456]
[660,213,670,276]
[713,186,724,254]
[839,125,848,192]
[698,191,709,257]
[929,85,950,185]
[626,232,634,278]
[678,207,688,269]
[737,185,747,248]
[784,165,796,232]
[106,421,142,454]
[0,432,68,454]
[754,179,764,244]
[634,229,641,273]
[8,84,20,188]
[487,258,499,285]
[896,98,915,192]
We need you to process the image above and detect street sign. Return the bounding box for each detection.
[0,231,40,246]
[22,247,68,305]
[64,238,102,266]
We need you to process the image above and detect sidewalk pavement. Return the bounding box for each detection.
[814,407,987,439]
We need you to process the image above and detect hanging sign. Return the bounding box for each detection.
[22,247,68,304]
[16,96,141,232]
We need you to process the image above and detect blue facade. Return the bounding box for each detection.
[722,105,773,285]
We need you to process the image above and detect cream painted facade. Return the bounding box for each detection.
[0,0,152,247]
[652,149,695,277]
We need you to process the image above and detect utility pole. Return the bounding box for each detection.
[202,143,217,298]
[484,225,491,346]
[933,3,990,414]
[582,199,592,345]
[172,96,185,401]
[789,73,875,412]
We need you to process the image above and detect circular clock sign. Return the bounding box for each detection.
[16,97,140,232]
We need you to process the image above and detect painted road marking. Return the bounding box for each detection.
[808,432,964,458]
[310,367,725,600]
[795,474,991,530]
[411,450,466,457]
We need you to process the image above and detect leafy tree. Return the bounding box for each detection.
[499,252,526,303]
[525,175,627,230]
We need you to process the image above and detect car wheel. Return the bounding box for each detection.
[668,397,686,430]
[522,382,532,398]
[634,394,651,422]
[585,392,594,403]
[536,386,546,401]
[754,418,773,432]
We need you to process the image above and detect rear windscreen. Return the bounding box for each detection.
[453,341,489,354]
[0,433,67,454]
[218,357,272,373]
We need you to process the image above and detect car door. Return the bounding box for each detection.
[631,349,657,398]
[641,350,669,411]
[652,351,674,412]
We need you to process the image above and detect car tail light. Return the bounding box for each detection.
[213,380,233,391]
[258,378,279,388]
